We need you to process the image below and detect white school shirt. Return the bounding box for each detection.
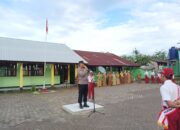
[158,73,161,78]
[151,71,155,76]
[160,80,179,107]
[145,71,148,76]
[88,75,94,83]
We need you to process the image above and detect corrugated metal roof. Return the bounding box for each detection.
[75,50,139,67]
[0,37,86,63]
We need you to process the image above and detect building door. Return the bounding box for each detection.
[70,64,75,84]
[59,65,68,84]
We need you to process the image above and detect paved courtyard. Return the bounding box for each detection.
[0,83,163,130]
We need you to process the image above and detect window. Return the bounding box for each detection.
[0,62,17,77]
[23,63,44,76]
[54,64,60,76]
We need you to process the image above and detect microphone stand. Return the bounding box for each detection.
[88,84,105,117]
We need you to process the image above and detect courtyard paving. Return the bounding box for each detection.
[0,83,163,130]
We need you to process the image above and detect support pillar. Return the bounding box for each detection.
[68,64,70,83]
[19,63,23,90]
[51,64,55,86]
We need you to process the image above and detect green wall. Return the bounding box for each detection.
[0,63,60,88]
[0,63,20,87]
[23,64,59,86]
[131,68,148,80]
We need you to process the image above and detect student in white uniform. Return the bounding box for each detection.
[158,68,180,130]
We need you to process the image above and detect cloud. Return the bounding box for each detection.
[62,1,180,55]
[0,0,180,56]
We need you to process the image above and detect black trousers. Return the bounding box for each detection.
[78,84,88,104]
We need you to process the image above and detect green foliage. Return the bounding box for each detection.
[151,50,167,60]
[132,48,151,65]
[122,55,135,62]
[122,49,167,66]
[135,54,151,65]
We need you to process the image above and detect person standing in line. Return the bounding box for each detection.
[97,72,102,87]
[124,71,128,84]
[109,71,113,86]
[88,71,95,101]
[116,72,120,85]
[103,73,107,86]
[112,72,116,86]
[77,61,89,109]
[145,70,149,83]
[157,72,162,84]
[120,71,124,84]
[127,71,131,84]
[151,70,155,83]
[158,68,180,130]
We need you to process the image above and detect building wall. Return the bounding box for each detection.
[23,64,60,87]
[0,63,60,88]
[0,63,20,87]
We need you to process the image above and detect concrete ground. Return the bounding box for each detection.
[0,83,163,130]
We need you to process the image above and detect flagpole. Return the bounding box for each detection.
[43,19,48,90]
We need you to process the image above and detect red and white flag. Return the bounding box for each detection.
[46,18,48,34]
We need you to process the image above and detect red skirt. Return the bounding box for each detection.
[88,82,94,99]
[151,75,155,83]
[157,77,161,84]
[145,75,149,83]
[166,108,180,130]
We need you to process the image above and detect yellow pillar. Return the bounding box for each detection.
[75,64,78,78]
[19,63,23,88]
[68,64,70,83]
[51,64,55,86]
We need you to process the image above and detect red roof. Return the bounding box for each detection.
[75,50,139,67]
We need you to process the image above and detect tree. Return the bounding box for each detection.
[132,48,140,56]
[121,55,134,62]
[122,49,150,65]
[122,49,167,66]
[135,54,150,65]
[151,50,167,61]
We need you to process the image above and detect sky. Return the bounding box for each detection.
[0,0,180,56]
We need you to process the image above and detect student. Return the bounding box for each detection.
[97,72,102,87]
[158,68,180,130]
[108,71,113,86]
[120,71,124,84]
[145,70,149,83]
[157,72,162,84]
[124,71,128,84]
[151,70,155,83]
[88,71,95,101]
[112,72,116,86]
[116,72,120,85]
[127,71,131,84]
[103,73,107,86]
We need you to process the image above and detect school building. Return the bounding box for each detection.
[0,37,139,90]
[74,50,139,72]
[0,37,86,89]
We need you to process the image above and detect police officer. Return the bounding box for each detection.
[77,61,89,109]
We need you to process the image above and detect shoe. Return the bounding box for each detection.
[84,103,89,107]
[79,103,83,109]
